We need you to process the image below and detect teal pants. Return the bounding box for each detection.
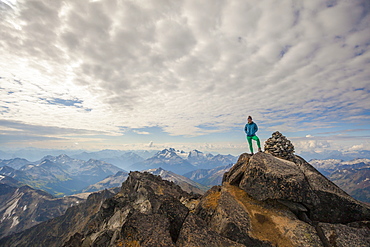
[247,135,261,153]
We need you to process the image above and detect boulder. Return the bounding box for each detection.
[233,152,370,223]
[195,183,324,246]
[223,153,252,185]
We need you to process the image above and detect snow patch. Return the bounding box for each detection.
[10,216,19,228]
[3,197,20,219]
[0,175,5,180]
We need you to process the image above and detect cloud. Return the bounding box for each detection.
[0,119,109,138]
[349,144,365,151]
[294,140,331,151]
[0,0,369,141]
[133,130,150,135]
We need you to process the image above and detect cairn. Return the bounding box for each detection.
[264,131,295,162]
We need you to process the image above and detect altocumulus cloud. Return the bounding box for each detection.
[0,0,369,139]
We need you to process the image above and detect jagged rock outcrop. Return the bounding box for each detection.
[225,152,370,223]
[1,137,370,246]
[223,152,370,246]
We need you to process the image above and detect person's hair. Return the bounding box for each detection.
[248,116,252,120]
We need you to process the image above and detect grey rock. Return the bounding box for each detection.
[223,153,251,186]
[195,183,324,247]
[237,152,370,223]
[176,213,244,247]
[319,222,370,247]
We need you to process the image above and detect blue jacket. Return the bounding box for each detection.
[245,122,258,136]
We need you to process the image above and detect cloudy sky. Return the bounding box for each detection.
[0,0,369,155]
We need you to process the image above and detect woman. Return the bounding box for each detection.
[244,116,261,154]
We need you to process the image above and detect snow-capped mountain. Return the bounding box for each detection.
[186,150,237,169]
[129,148,196,175]
[129,148,237,175]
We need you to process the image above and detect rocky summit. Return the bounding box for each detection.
[1,135,370,246]
[223,152,370,246]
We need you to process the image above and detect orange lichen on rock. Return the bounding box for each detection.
[224,182,296,247]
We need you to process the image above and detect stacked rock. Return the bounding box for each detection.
[264,131,295,162]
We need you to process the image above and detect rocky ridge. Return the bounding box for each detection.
[1,133,370,246]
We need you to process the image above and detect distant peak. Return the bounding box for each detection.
[56,154,73,161]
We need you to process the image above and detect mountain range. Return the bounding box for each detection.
[310,158,370,203]
[3,147,370,163]
[1,152,369,246]
[70,150,149,170]
[298,150,370,161]
[129,148,237,175]
[0,154,122,196]
[0,149,156,165]
[2,150,369,204]
[0,149,235,197]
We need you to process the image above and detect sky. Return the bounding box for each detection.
[0,0,369,156]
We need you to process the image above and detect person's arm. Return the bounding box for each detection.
[255,123,258,133]
[244,124,248,134]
